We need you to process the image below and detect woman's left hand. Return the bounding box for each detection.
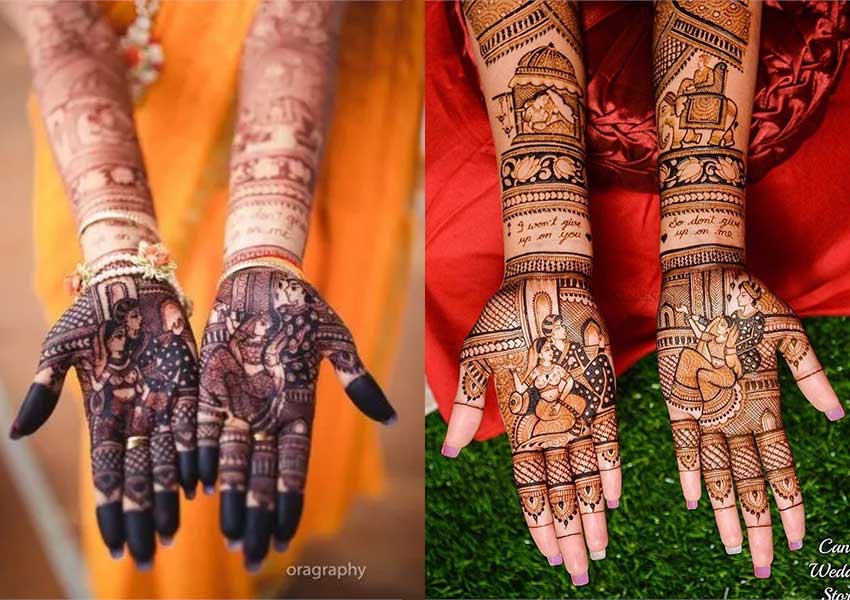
[197,266,396,570]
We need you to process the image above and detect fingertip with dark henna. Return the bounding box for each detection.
[124,510,155,565]
[153,491,179,540]
[243,507,273,568]
[275,490,303,543]
[13,383,60,438]
[198,446,219,490]
[178,450,198,498]
[96,502,125,556]
[220,490,247,542]
[345,374,396,423]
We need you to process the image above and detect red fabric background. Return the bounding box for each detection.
[425,1,850,441]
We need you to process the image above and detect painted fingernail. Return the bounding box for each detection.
[382,414,398,426]
[571,572,589,586]
[246,561,261,573]
[754,566,771,579]
[607,498,619,509]
[226,538,242,551]
[547,554,563,566]
[827,407,845,421]
[203,484,215,495]
[274,540,289,553]
[109,547,124,560]
[185,489,196,500]
[441,443,460,458]
[725,545,742,555]
[159,535,174,547]
[590,549,606,561]
[686,500,698,510]
[789,540,803,551]
[137,561,153,572]
[8,423,21,440]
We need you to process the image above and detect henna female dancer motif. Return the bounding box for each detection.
[653,0,845,578]
[443,2,620,587]
[196,0,397,571]
[6,1,199,569]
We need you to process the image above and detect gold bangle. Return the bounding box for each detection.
[218,257,305,287]
[126,435,149,450]
[78,210,160,238]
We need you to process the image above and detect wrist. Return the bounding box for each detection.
[80,218,160,264]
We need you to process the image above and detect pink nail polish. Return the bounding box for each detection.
[686,500,698,510]
[571,572,589,586]
[441,443,460,458]
[548,555,563,566]
[754,566,771,579]
[827,407,845,421]
[607,498,619,509]
[789,540,803,551]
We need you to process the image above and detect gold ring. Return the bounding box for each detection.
[253,432,273,443]
[126,435,150,450]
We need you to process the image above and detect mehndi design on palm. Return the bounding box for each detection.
[11,273,199,567]
[451,275,618,572]
[197,267,395,569]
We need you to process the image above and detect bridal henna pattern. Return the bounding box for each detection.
[198,268,395,569]
[11,273,198,565]
[224,0,343,267]
[458,275,617,534]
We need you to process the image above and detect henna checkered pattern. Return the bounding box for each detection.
[671,420,699,471]
[124,445,152,509]
[567,437,597,478]
[592,409,618,444]
[197,422,220,444]
[470,287,520,335]
[51,295,97,335]
[511,451,546,488]
[171,399,195,441]
[653,33,689,89]
[92,442,123,496]
[756,429,794,472]
[699,432,730,470]
[151,431,176,465]
[543,449,573,487]
[727,435,763,481]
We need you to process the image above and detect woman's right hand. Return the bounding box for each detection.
[10,271,199,568]
[441,275,620,586]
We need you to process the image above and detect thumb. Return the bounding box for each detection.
[11,356,73,440]
[442,359,490,458]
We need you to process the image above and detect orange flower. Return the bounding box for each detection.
[64,273,83,296]
[140,241,171,267]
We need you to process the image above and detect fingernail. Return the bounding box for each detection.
[754,566,771,579]
[590,549,606,561]
[246,561,261,573]
[827,407,845,421]
[8,423,21,440]
[441,443,460,458]
[203,484,215,495]
[725,545,742,555]
[382,414,398,426]
[789,540,803,551]
[274,540,289,552]
[185,489,196,500]
[109,547,124,560]
[571,572,589,586]
[226,538,242,551]
[686,500,698,510]
[547,554,563,566]
[137,561,152,572]
[159,535,174,547]
[607,498,619,509]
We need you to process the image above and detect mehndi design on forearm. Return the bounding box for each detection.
[446,3,619,584]
[224,0,343,266]
[652,0,844,576]
[197,268,394,569]
[23,1,158,262]
[12,268,198,566]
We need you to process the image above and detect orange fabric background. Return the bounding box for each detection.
[29,1,422,597]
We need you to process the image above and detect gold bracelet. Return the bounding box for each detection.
[126,435,149,450]
[78,210,160,238]
[217,257,305,287]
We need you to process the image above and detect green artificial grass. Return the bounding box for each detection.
[426,317,850,599]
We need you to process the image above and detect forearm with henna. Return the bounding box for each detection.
[653,0,843,576]
[223,0,343,268]
[443,2,620,584]
[11,2,198,568]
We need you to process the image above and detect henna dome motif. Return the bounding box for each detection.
[513,43,579,90]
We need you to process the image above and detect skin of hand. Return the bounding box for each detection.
[653,0,845,577]
[197,267,396,570]
[444,278,620,583]
[442,1,621,586]
[11,274,199,568]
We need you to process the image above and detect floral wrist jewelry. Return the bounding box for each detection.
[65,241,192,315]
[217,256,305,287]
